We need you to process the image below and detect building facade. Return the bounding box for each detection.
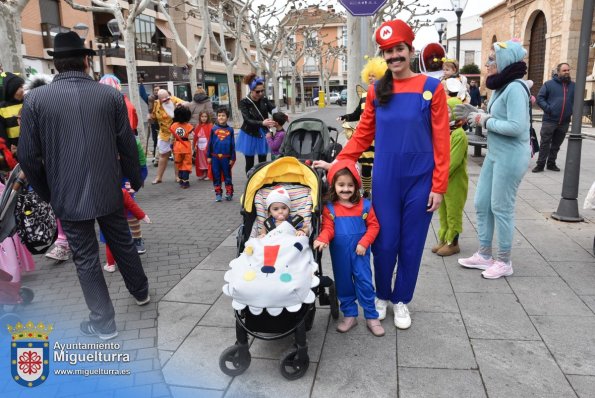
[481,0,595,98]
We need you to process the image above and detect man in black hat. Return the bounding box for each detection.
[0,71,25,150]
[19,31,149,340]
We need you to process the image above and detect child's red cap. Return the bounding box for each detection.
[327,160,361,189]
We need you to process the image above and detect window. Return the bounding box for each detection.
[39,0,60,25]
[306,31,317,48]
[464,51,475,66]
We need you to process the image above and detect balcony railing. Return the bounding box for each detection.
[303,65,318,73]
[96,37,172,63]
[40,23,70,49]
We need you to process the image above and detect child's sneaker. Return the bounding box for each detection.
[458,252,494,270]
[215,194,223,202]
[366,319,385,337]
[103,263,117,273]
[225,194,233,201]
[46,245,71,261]
[375,298,388,320]
[336,317,358,333]
[134,238,146,255]
[482,260,513,279]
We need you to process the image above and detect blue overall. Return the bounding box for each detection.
[372,77,439,304]
[327,200,378,319]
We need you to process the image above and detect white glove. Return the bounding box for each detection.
[453,103,480,121]
[467,112,492,129]
[142,215,152,224]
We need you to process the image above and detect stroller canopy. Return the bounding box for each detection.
[242,157,319,213]
[280,118,331,161]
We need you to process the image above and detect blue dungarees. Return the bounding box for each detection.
[372,77,440,304]
[327,199,378,319]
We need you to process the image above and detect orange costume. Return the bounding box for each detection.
[169,122,194,188]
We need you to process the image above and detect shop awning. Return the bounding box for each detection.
[155,20,174,40]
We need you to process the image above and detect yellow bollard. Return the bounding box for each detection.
[318,90,325,108]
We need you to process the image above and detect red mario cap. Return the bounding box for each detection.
[375,19,415,50]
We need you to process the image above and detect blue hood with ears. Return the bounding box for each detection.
[494,40,527,73]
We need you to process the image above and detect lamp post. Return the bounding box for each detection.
[107,19,121,49]
[72,22,89,40]
[199,47,206,88]
[450,0,468,65]
[434,17,447,46]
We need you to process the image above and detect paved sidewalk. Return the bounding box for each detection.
[157,115,595,397]
[2,104,594,397]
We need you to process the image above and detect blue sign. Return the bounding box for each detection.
[339,0,387,16]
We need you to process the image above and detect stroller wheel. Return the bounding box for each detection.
[19,287,34,305]
[329,283,340,320]
[219,344,251,376]
[279,346,309,380]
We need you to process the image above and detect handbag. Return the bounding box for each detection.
[14,188,57,254]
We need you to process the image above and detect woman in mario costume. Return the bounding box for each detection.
[314,19,450,330]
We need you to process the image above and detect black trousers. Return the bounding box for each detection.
[536,121,569,167]
[61,209,149,333]
[245,154,268,175]
[151,122,159,156]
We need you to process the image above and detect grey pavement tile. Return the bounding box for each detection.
[225,358,316,397]
[549,261,595,295]
[531,315,595,375]
[327,311,396,336]
[114,385,153,398]
[398,368,486,398]
[162,269,226,304]
[250,308,329,362]
[152,383,172,398]
[457,292,540,340]
[516,219,594,262]
[198,293,236,328]
[567,375,595,398]
[170,386,223,398]
[162,326,234,389]
[157,301,210,351]
[582,295,595,313]
[196,247,238,271]
[508,277,593,316]
[472,339,576,398]
[397,312,476,369]
[409,291,460,313]
[504,247,557,277]
[159,349,174,367]
[311,332,396,398]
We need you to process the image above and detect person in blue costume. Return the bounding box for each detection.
[455,39,531,279]
[314,19,451,330]
[314,160,384,336]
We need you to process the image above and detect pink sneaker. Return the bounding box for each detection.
[458,252,494,270]
[482,261,513,279]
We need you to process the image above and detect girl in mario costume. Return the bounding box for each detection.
[314,19,450,330]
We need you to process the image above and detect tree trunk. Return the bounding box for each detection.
[347,15,362,113]
[189,61,198,93]
[0,10,25,74]
[123,25,146,145]
[225,68,240,127]
[290,72,296,114]
[272,69,281,109]
[299,75,305,112]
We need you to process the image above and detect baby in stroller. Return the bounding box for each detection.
[259,186,308,237]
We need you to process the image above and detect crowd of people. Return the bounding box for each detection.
[0,18,578,341]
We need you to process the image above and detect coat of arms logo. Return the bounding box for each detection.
[8,321,52,388]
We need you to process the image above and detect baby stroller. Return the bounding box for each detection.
[280,118,342,163]
[219,157,339,380]
[0,165,35,334]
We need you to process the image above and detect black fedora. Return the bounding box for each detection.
[48,31,96,58]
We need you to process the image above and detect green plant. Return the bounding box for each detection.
[461,63,480,74]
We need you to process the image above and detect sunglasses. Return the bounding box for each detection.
[254,90,264,94]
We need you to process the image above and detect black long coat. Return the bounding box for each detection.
[19,71,141,221]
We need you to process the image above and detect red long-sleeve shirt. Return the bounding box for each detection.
[122,189,145,220]
[316,200,380,249]
[337,76,450,194]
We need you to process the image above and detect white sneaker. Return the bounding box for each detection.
[45,245,71,261]
[375,298,388,320]
[103,263,117,273]
[394,302,411,329]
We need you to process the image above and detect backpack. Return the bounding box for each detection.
[14,189,57,254]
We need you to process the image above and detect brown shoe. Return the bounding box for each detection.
[336,317,358,333]
[432,241,446,253]
[366,319,385,337]
[437,243,461,257]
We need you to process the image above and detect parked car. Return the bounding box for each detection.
[313,92,341,105]
[336,89,348,106]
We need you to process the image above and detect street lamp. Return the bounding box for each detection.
[199,47,207,87]
[450,0,468,65]
[107,19,121,49]
[434,17,447,46]
[72,22,89,39]
[97,44,105,77]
